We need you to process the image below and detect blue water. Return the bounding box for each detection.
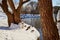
[20,14,40,19]
[0,13,42,40]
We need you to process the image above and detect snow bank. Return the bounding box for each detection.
[57,10,60,35]
[0,12,8,27]
[0,22,40,40]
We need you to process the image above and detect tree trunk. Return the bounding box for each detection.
[4,10,21,26]
[7,11,21,26]
[7,0,21,25]
[1,0,14,26]
[13,10,21,24]
[7,12,14,26]
[38,0,59,40]
[1,0,30,26]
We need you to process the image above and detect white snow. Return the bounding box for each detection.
[0,11,8,27]
[57,10,60,21]
[57,10,60,35]
[0,8,40,40]
[0,11,40,40]
[0,22,40,40]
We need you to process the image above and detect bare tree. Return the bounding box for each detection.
[0,0,30,26]
[38,0,59,40]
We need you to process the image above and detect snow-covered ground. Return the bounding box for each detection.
[0,12,8,27]
[1,10,60,40]
[0,22,40,40]
[57,10,60,36]
[0,11,41,40]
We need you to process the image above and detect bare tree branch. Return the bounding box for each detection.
[17,0,30,12]
[8,0,15,11]
[1,0,12,16]
[2,0,8,13]
[23,0,30,4]
[0,3,2,7]
[16,0,23,12]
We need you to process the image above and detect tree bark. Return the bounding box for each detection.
[38,0,59,40]
[1,0,14,26]
[0,0,30,26]
[13,10,21,24]
[7,12,14,26]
